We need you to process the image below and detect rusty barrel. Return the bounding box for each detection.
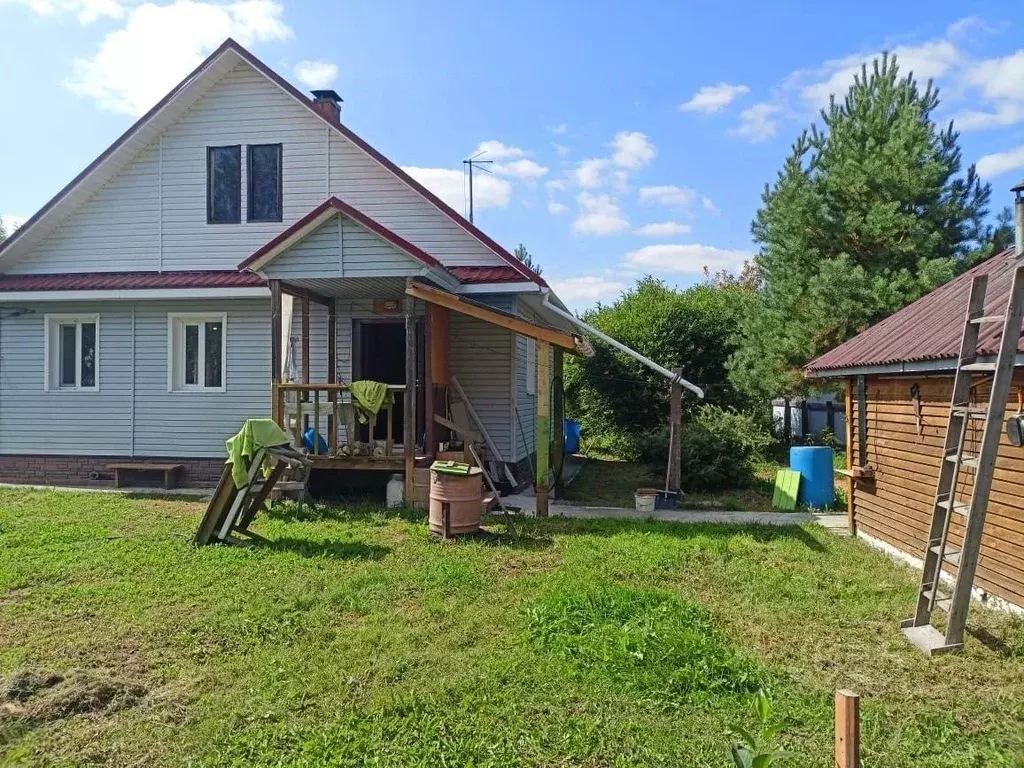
[429,466,483,535]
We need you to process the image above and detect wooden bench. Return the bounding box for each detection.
[108,462,184,489]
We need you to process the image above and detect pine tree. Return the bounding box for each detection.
[729,54,992,401]
[0,217,7,245]
[514,243,542,275]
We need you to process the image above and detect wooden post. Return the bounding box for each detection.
[845,378,855,535]
[424,303,435,458]
[301,296,310,431]
[800,398,810,439]
[536,340,551,517]
[327,298,337,454]
[667,368,683,493]
[782,397,791,445]
[835,690,860,768]
[270,280,283,425]
[857,375,868,466]
[552,347,565,499]
[404,292,416,506]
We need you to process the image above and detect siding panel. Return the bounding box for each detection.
[0,302,133,454]
[9,61,507,275]
[449,312,513,459]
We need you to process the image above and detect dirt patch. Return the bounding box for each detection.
[0,668,146,721]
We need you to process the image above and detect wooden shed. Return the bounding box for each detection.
[807,247,1024,612]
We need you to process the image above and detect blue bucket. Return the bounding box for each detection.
[564,419,582,454]
[303,427,328,455]
[789,446,834,508]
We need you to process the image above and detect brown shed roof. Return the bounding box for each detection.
[806,247,1019,375]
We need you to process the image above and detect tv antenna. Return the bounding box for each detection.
[463,151,493,223]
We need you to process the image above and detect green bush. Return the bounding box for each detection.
[673,406,774,491]
[565,277,754,461]
[635,405,773,491]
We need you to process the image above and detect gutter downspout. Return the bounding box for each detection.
[541,288,705,399]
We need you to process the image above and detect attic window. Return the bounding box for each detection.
[207,145,241,224]
[248,144,282,222]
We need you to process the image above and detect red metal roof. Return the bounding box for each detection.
[0,271,266,292]
[807,247,1019,374]
[448,265,527,284]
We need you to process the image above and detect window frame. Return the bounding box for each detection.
[246,143,283,223]
[43,313,100,392]
[206,145,242,225]
[525,336,537,396]
[167,312,228,393]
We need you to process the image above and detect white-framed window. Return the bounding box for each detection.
[525,336,537,395]
[44,314,99,391]
[168,313,226,392]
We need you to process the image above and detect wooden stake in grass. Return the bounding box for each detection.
[835,689,860,768]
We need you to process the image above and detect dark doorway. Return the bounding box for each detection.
[353,319,424,445]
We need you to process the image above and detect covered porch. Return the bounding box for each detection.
[244,195,579,511]
[266,275,577,513]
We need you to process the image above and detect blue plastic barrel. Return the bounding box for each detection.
[564,419,582,454]
[303,427,328,455]
[789,446,834,508]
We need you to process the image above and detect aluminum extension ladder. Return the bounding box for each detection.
[901,262,1024,655]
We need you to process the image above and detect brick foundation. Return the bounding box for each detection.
[0,454,224,489]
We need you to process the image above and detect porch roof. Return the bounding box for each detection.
[406,281,579,351]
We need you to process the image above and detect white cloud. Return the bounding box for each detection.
[624,243,753,275]
[572,192,628,236]
[638,185,697,207]
[633,221,692,237]
[63,0,292,115]
[294,59,337,89]
[610,130,656,169]
[474,140,527,160]
[553,143,571,156]
[548,123,568,135]
[2,0,124,23]
[401,166,511,212]
[795,40,962,110]
[546,179,568,193]
[493,158,549,179]
[730,103,781,143]
[976,145,1024,178]
[701,196,718,213]
[549,275,626,308]
[1,213,27,233]
[956,49,1024,131]
[573,158,610,189]
[547,201,569,215]
[679,83,750,114]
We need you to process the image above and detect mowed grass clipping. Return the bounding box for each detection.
[0,488,1022,766]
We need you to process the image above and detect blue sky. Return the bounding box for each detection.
[2,1,1024,309]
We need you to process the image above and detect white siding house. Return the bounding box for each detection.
[0,39,577,493]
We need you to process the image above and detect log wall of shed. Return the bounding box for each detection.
[851,374,1024,609]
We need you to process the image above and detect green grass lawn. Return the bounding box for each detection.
[565,458,782,512]
[1,488,1022,767]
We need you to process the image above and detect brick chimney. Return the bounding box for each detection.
[311,89,342,122]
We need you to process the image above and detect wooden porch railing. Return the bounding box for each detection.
[272,382,407,459]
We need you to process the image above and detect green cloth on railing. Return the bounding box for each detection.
[350,380,394,424]
[225,418,290,488]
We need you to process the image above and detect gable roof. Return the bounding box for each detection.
[0,39,544,287]
[807,247,1020,376]
[240,197,442,272]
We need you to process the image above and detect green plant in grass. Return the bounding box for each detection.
[729,689,792,767]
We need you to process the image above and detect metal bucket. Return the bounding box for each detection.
[429,467,483,535]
